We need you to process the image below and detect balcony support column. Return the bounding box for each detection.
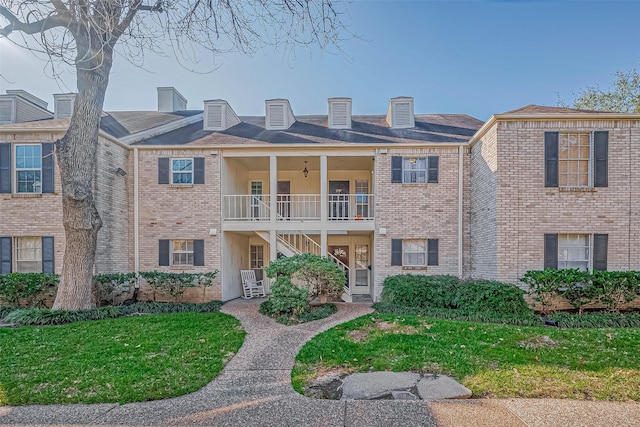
[320,155,328,223]
[321,230,328,259]
[270,156,277,222]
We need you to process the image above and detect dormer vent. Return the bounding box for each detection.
[386,96,415,129]
[203,100,240,131]
[0,90,52,124]
[157,87,187,112]
[328,97,352,129]
[265,99,295,130]
[53,93,76,119]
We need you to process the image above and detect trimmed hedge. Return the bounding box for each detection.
[2,300,223,326]
[379,274,532,317]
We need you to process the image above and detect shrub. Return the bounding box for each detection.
[138,271,217,301]
[591,270,639,312]
[550,311,640,328]
[92,272,136,306]
[2,300,223,326]
[265,253,345,300]
[259,277,309,318]
[379,274,532,317]
[0,273,59,308]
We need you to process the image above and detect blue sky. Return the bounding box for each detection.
[1,0,639,121]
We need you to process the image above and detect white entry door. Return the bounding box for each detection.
[352,244,369,295]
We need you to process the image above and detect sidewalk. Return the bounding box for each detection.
[1,299,639,426]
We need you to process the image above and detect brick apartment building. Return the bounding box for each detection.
[1,88,638,302]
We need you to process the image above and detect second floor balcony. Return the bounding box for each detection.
[223,193,375,222]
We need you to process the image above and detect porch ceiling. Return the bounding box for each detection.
[229,155,373,172]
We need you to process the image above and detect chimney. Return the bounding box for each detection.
[53,93,76,119]
[157,87,187,112]
[265,99,295,130]
[203,99,241,131]
[386,96,414,129]
[0,90,52,124]
[328,98,352,129]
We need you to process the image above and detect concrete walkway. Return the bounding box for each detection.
[2,299,640,426]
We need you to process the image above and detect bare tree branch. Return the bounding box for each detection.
[0,6,70,36]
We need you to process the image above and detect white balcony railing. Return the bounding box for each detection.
[223,194,374,221]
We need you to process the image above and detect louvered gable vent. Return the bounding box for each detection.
[328,98,351,129]
[53,93,76,119]
[0,99,13,124]
[203,100,240,131]
[265,99,295,130]
[386,96,415,129]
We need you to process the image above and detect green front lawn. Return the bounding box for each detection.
[0,312,245,406]
[293,314,640,401]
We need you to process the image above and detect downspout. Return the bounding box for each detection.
[458,146,464,277]
[134,148,140,282]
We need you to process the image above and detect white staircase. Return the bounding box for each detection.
[254,231,352,302]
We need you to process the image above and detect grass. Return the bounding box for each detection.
[0,312,245,406]
[292,314,640,401]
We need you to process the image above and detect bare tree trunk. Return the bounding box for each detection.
[52,41,113,311]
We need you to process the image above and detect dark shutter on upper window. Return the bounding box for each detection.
[159,240,170,266]
[593,131,608,187]
[391,239,402,266]
[0,143,10,193]
[193,157,205,184]
[593,234,608,271]
[427,156,439,183]
[158,158,170,184]
[544,132,559,187]
[544,234,558,270]
[391,156,402,183]
[193,239,205,266]
[427,239,439,265]
[0,237,11,274]
[41,143,54,193]
[41,236,55,273]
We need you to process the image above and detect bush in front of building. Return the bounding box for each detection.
[259,276,310,318]
[377,274,533,318]
[523,269,640,314]
[0,273,59,308]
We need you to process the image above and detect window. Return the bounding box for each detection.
[172,239,194,266]
[391,156,439,184]
[171,158,193,184]
[355,180,369,218]
[403,158,426,183]
[559,133,591,187]
[15,144,42,193]
[403,239,426,266]
[545,131,608,188]
[250,245,264,269]
[16,237,42,272]
[558,234,590,270]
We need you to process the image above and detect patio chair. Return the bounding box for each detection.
[240,270,266,299]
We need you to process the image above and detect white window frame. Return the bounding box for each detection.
[15,236,42,273]
[171,158,193,185]
[250,245,264,269]
[558,132,593,189]
[402,157,427,184]
[558,234,591,271]
[171,239,194,266]
[15,144,42,194]
[402,239,426,267]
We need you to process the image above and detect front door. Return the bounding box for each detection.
[277,181,290,219]
[328,245,349,289]
[329,180,349,220]
[353,244,370,295]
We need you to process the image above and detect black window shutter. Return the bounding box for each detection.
[427,156,439,183]
[544,234,558,269]
[193,157,205,184]
[0,237,11,274]
[391,239,402,266]
[593,234,608,271]
[193,239,205,266]
[0,143,10,193]
[391,156,402,183]
[427,239,439,265]
[159,240,170,266]
[41,236,55,273]
[41,143,55,193]
[594,131,608,187]
[544,132,559,187]
[158,158,170,184]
